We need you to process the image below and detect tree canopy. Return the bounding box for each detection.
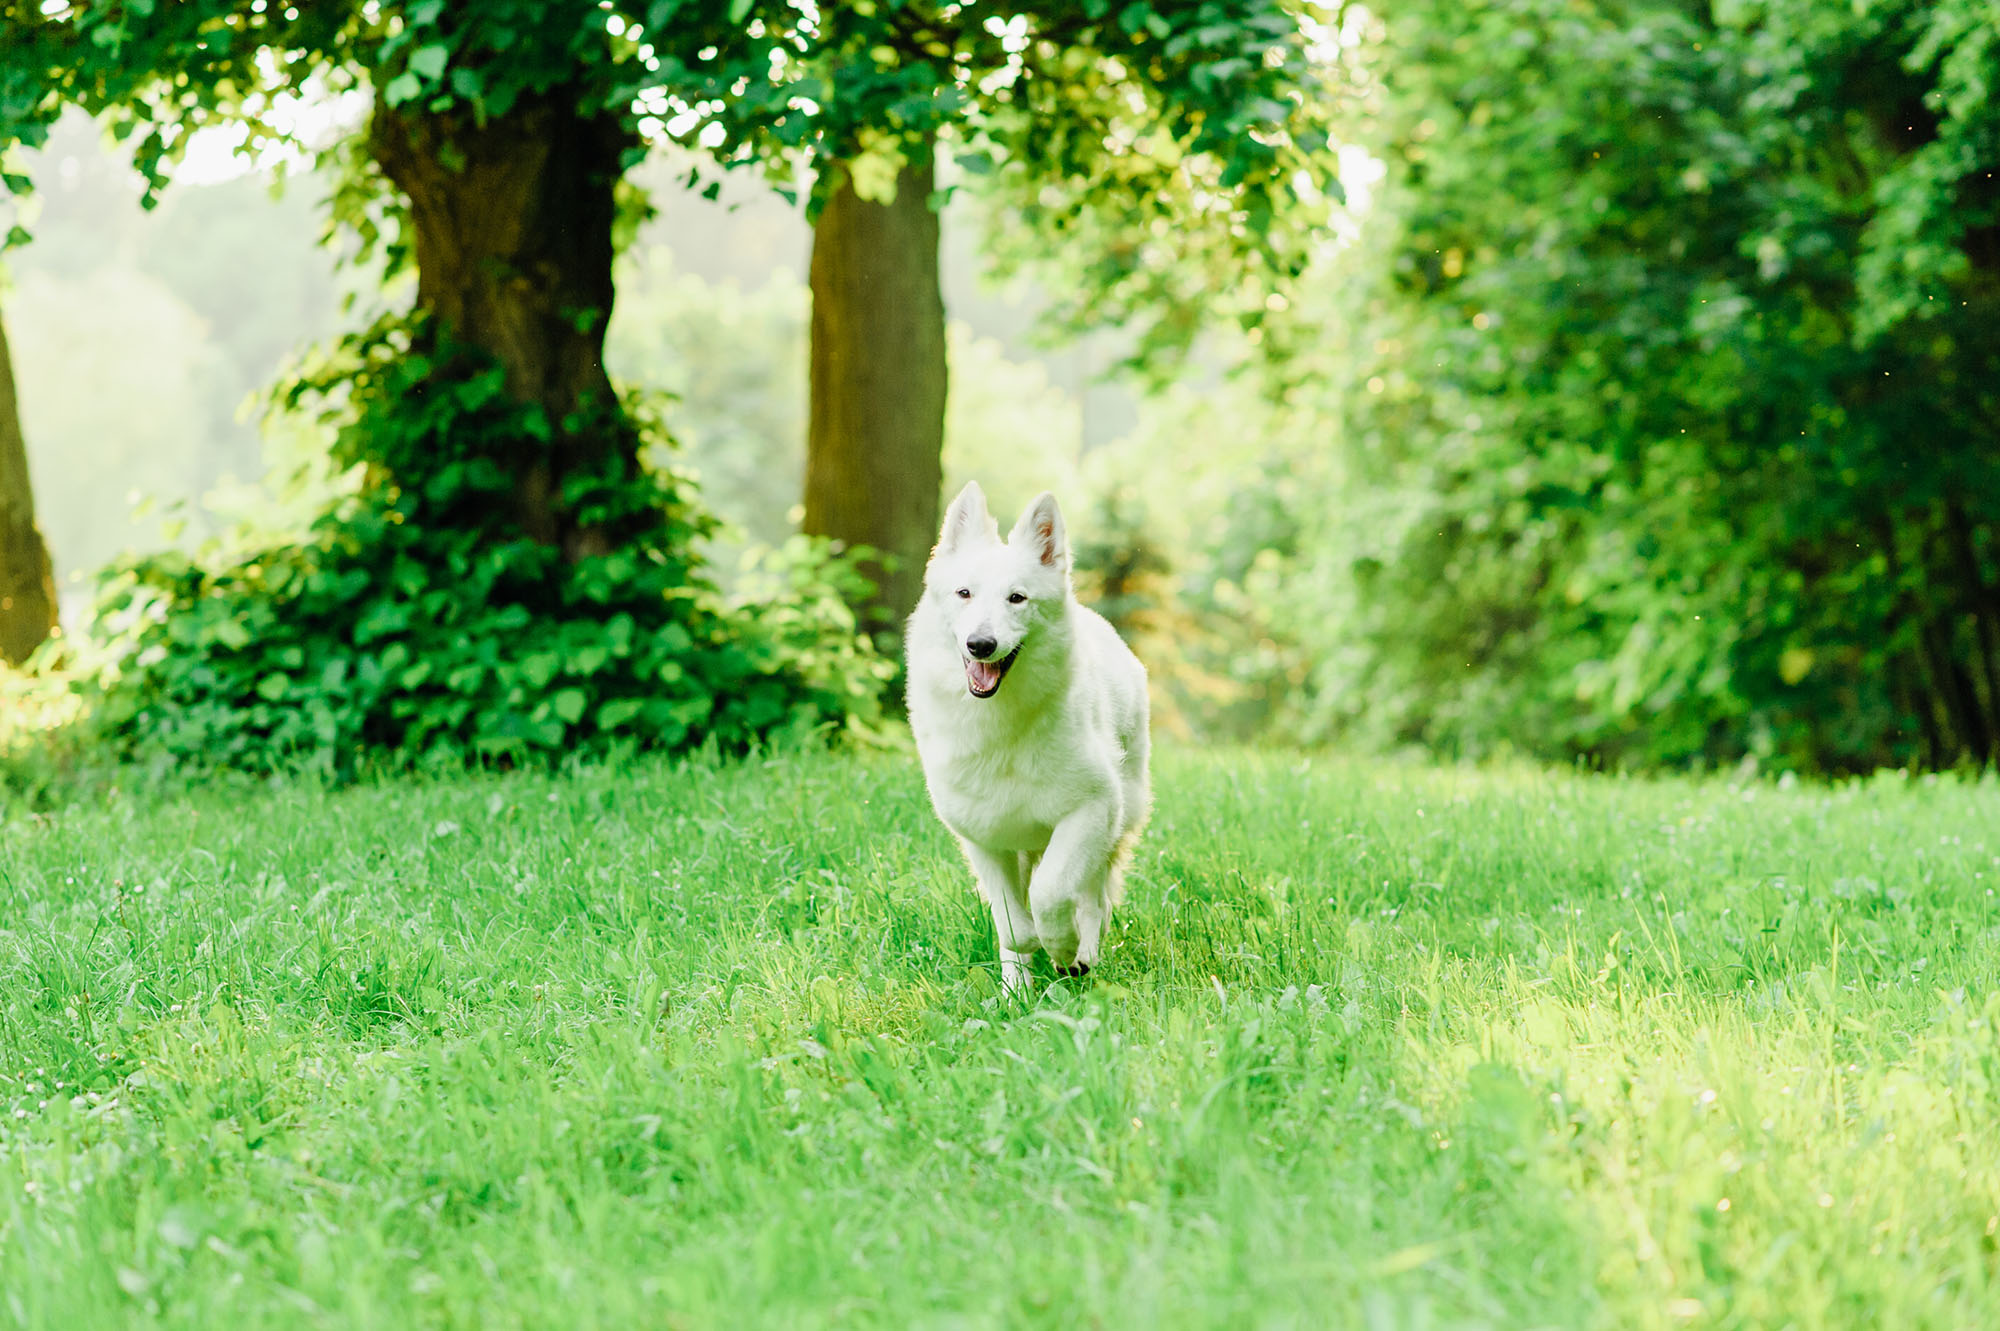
[676,1,1339,355]
[4,1,1335,335]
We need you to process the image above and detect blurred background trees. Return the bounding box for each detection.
[1292,0,2000,772]
[3,0,1997,776]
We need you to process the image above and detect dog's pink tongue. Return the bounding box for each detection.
[965,658,1002,695]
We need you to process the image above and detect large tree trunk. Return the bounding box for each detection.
[0,309,57,666]
[369,92,632,558]
[804,145,948,634]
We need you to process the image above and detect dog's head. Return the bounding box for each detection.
[921,482,1071,699]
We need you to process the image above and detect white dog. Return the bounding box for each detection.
[906,482,1151,994]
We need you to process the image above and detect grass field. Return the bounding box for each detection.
[1,745,1997,1329]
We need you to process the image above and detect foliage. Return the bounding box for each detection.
[699,0,1346,369]
[1231,0,2000,773]
[945,3,1347,371]
[84,317,887,775]
[3,748,2000,1323]
[4,0,1339,284]
[0,651,89,797]
[2,1,666,214]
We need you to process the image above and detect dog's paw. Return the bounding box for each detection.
[999,951,1037,998]
[1053,961,1090,979]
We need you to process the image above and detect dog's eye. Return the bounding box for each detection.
[1007,592,1027,604]
[955,587,972,600]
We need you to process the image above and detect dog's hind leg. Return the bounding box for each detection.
[962,840,1037,996]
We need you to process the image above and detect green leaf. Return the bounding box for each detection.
[551,689,588,725]
[409,45,449,81]
[383,72,423,107]
[596,698,646,732]
[213,617,252,651]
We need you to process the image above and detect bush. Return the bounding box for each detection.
[83,316,890,775]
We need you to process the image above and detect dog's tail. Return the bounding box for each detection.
[1108,758,1151,910]
[1106,828,1144,909]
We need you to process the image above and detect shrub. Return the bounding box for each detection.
[84,316,889,775]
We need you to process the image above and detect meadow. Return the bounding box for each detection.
[1,745,1997,1329]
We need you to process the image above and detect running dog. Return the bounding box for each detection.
[906,483,1151,994]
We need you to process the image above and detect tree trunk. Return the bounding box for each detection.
[369,91,632,558]
[804,144,948,634]
[0,308,57,666]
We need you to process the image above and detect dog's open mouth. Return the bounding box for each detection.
[964,647,1021,699]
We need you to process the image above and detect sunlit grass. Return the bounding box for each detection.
[0,746,1996,1327]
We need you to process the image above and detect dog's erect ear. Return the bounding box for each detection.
[1009,492,1068,569]
[937,481,997,555]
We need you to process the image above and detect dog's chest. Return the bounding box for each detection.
[922,739,1085,852]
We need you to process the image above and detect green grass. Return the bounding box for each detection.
[1,745,1998,1329]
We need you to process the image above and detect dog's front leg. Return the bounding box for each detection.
[1028,799,1120,975]
[961,840,1037,996]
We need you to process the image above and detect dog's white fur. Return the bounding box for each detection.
[906,482,1151,994]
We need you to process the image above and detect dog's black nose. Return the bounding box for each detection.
[966,635,998,660]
